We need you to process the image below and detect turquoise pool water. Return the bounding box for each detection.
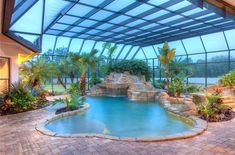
[46,96,193,137]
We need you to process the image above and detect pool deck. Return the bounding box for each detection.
[0,107,235,155]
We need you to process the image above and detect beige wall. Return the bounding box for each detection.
[0,0,37,85]
[0,0,2,33]
[0,35,35,83]
[0,36,21,83]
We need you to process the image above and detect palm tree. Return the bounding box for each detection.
[72,49,99,96]
[56,53,79,89]
[20,58,59,88]
[170,57,192,79]
[103,43,117,72]
[158,42,175,92]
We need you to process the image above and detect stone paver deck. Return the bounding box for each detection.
[0,107,235,155]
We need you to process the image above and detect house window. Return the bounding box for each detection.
[0,57,10,94]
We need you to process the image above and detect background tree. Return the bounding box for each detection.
[103,43,117,73]
[20,58,59,88]
[158,42,175,92]
[72,49,99,96]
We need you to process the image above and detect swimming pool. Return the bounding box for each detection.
[45,96,194,138]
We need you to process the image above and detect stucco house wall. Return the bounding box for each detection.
[0,1,36,84]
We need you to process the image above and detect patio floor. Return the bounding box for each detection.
[0,107,235,155]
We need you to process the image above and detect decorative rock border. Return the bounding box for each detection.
[36,102,207,142]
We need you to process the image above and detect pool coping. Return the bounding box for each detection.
[36,103,207,142]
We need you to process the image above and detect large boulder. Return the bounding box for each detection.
[156,92,169,101]
[191,93,206,105]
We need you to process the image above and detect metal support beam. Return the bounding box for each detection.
[78,39,85,55]
[199,36,208,88]
[13,0,27,12]
[40,0,45,50]
[61,0,115,36]
[152,58,155,83]
[99,43,107,58]
[181,40,189,84]
[141,48,148,59]
[124,46,134,60]
[116,45,126,60]
[222,31,231,71]
[66,38,73,55]
[43,2,78,33]
[131,47,141,60]
[10,0,39,27]
[152,45,158,57]
[187,0,204,8]
[52,37,58,60]
[159,62,162,81]
[90,41,97,53]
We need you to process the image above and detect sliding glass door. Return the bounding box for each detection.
[0,57,10,94]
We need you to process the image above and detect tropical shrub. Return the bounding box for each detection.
[219,70,235,86]
[168,82,175,96]
[168,74,186,97]
[90,73,102,87]
[68,82,81,95]
[1,82,35,113]
[185,85,202,93]
[173,76,185,97]
[197,90,233,122]
[20,58,59,88]
[198,102,222,120]
[206,94,221,105]
[109,60,151,81]
[53,93,84,111]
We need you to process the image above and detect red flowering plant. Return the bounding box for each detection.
[213,87,223,96]
[209,87,223,104]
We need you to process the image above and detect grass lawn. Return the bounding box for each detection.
[43,83,91,94]
[43,84,71,94]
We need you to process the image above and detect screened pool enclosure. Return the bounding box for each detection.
[3,0,235,91]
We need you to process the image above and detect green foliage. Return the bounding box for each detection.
[72,49,99,73]
[219,70,235,86]
[109,60,151,81]
[90,73,102,87]
[207,94,220,104]
[158,42,175,91]
[170,57,192,78]
[102,43,118,75]
[153,80,166,89]
[68,82,81,96]
[103,43,117,61]
[198,102,218,119]
[185,85,202,93]
[168,74,186,97]
[20,58,59,87]
[197,91,226,121]
[72,49,99,95]
[169,82,175,96]
[2,82,35,112]
[198,101,227,120]
[53,94,84,111]
[173,76,185,97]
[158,42,175,65]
